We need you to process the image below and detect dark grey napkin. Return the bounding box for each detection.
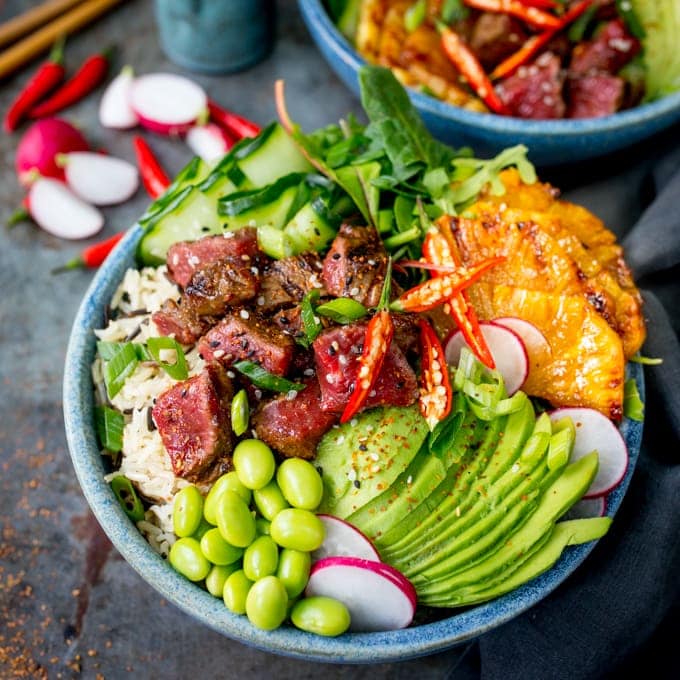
[445,149,680,680]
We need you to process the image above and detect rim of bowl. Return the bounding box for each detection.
[298,0,680,138]
[63,223,644,663]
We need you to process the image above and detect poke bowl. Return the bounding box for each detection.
[64,72,646,662]
[298,0,680,166]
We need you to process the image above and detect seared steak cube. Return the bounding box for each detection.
[567,74,624,119]
[152,299,216,346]
[253,380,338,459]
[469,12,527,71]
[152,363,234,482]
[258,253,325,312]
[198,312,295,376]
[569,18,640,77]
[322,224,388,307]
[312,323,418,414]
[166,229,260,288]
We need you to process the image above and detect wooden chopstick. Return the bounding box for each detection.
[0,0,124,80]
[0,0,86,51]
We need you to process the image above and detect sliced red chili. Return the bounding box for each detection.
[418,319,452,430]
[208,99,260,140]
[463,0,562,30]
[52,231,125,274]
[340,309,394,424]
[516,0,558,10]
[440,27,510,115]
[133,136,171,199]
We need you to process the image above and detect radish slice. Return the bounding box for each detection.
[305,557,416,631]
[564,496,606,520]
[130,73,207,135]
[549,407,628,498]
[186,123,232,163]
[28,178,103,239]
[62,152,139,206]
[99,66,139,129]
[492,317,551,374]
[445,322,529,395]
[312,515,381,562]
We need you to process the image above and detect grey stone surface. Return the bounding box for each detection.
[0,0,673,678]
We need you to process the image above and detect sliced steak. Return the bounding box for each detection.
[152,363,234,483]
[497,52,566,119]
[322,224,388,307]
[392,313,420,354]
[569,18,640,77]
[253,380,338,459]
[259,253,325,312]
[166,229,260,288]
[469,12,527,71]
[183,255,259,317]
[312,323,418,414]
[567,73,624,118]
[152,299,216,346]
[198,312,295,376]
[272,306,304,341]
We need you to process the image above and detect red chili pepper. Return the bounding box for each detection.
[418,319,453,430]
[340,309,395,424]
[463,0,562,30]
[391,256,505,313]
[423,230,496,369]
[516,0,558,10]
[208,99,260,140]
[4,39,65,133]
[28,47,113,119]
[491,0,595,80]
[133,136,171,199]
[440,27,510,115]
[51,231,125,274]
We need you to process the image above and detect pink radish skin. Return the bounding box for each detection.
[306,556,416,631]
[99,66,139,129]
[186,123,232,163]
[312,515,381,563]
[130,73,207,136]
[28,178,103,239]
[61,152,139,206]
[492,317,551,373]
[564,496,606,520]
[549,407,628,498]
[16,118,89,186]
[445,322,529,395]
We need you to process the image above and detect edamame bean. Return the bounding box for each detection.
[204,472,251,525]
[233,439,276,490]
[200,528,244,565]
[270,508,325,552]
[223,569,253,615]
[243,535,279,581]
[205,563,239,598]
[173,485,204,537]
[231,389,249,436]
[277,549,311,598]
[253,480,290,521]
[215,490,257,548]
[255,517,271,536]
[169,537,211,582]
[276,458,324,510]
[291,596,350,637]
[245,576,288,630]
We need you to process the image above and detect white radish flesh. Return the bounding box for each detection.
[312,515,381,562]
[305,557,416,632]
[28,178,103,240]
[99,66,139,129]
[564,496,606,520]
[445,322,529,395]
[186,123,232,163]
[130,73,207,135]
[492,317,551,374]
[549,407,628,498]
[62,152,139,206]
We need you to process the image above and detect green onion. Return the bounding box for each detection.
[104,343,139,399]
[97,341,151,362]
[146,337,189,381]
[568,3,599,43]
[316,298,368,324]
[233,361,305,393]
[383,226,421,250]
[623,378,644,421]
[231,389,250,436]
[94,405,125,452]
[441,0,468,24]
[547,426,574,471]
[378,208,394,234]
[404,0,427,32]
[110,476,145,523]
[300,290,323,347]
[616,0,646,39]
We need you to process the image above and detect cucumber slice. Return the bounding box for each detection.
[256,225,294,260]
[284,196,338,254]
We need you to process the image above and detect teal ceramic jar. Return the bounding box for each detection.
[154,0,275,74]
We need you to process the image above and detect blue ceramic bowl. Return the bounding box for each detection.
[64,224,644,663]
[298,0,680,167]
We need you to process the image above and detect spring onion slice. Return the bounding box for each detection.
[300,290,322,347]
[98,341,152,362]
[233,361,305,393]
[104,343,139,399]
[94,405,125,452]
[231,389,250,436]
[316,298,368,324]
[404,0,427,32]
[110,476,145,523]
[623,378,644,422]
[146,337,189,381]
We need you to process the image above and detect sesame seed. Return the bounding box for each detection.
[250,266,259,275]
[326,373,335,384]
[226,371,236,378]
[338,355,349,366]
[371,464,380,474]
[213,349,225,358]
[455,506,461,517]
[303,368,315,376]
[241,254,251,261]
[350,419,358,427]
[254,389,262,399]
[512,463,520,473]
[349,287,360,297]
[367,259,376,266]
[257,296,265,306]
[286,390,298,400]
[369,389,377,397]
[348,468,357,481]
[337,435,345,445]
[240,310,250,319]
[223,231,235,238]
[370,452,379,462]
[407,476,413,485]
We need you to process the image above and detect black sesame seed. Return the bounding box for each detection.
[359,444,368,451]
[210,340,221,348]
[353,480,361,489]
[328,345,336,356]
[332,252,341,260]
